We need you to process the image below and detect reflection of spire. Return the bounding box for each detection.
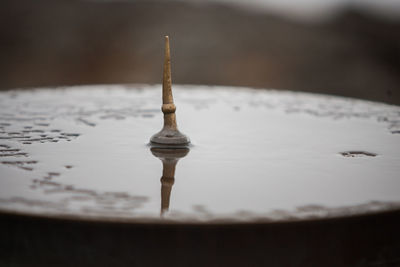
[150,36,190,147]
[151,147,189,216]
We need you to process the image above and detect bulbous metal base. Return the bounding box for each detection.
[150,128,190,147]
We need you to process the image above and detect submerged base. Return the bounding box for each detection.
[151,147,190,159]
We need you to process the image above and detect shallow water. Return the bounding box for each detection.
[0,85,399,223]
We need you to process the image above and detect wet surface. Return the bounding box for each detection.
[0,84,399,223]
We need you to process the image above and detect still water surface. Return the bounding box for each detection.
[0,85,399,222]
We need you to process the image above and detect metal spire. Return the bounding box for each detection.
[150,36,190,147]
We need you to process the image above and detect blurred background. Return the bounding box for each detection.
[1,0,399,104]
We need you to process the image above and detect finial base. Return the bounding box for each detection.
[150,128,190,147]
